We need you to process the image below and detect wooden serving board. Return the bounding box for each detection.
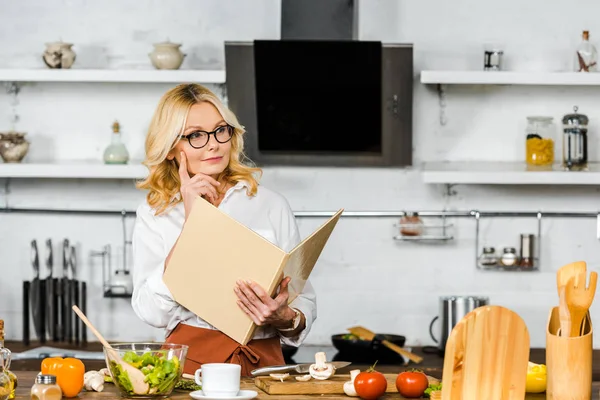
[255,373,400,395]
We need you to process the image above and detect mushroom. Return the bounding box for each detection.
[309,352,336,380]
[270,373,290,382]
[295,375,312,381]
[84,371,105,392]
[343,369,361,397]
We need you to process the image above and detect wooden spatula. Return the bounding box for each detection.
[558,284,572,337]
[441,306,529,400]
[347,326,423,363]
[72,305,149,394]
[556,261,586,297]
[565,270,597,337]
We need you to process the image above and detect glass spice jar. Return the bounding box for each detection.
[478,247,498,268]
[500,247,519,268]
[399,212,424,236]
[525,116,555,167]
[30,374,62,400]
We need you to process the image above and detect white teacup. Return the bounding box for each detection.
[194,363,241,398]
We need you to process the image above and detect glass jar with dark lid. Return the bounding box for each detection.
[562,105,589,171]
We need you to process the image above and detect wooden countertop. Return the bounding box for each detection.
[8,370,600,399]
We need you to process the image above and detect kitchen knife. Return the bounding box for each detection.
[29,240,43,341]
[250,361,351,376]
[45,239,57,342]
[61,239,70,343]
[70,246,79,345]
[22,281,30,346]
[81,281,87,346]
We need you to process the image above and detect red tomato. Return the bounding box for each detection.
[395,370,429,398]
[354,364,388,400]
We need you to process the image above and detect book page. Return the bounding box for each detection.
[283,209,343,302]
[163,197,287,344]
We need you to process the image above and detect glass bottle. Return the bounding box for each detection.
[399,212,424,236]
[103,121,129,164]
[0,323,16,400]
[0,349,12,400]
[30,374,62,400]
[525,116,555,168]
[478,247,498,268]
[574,30,598,72]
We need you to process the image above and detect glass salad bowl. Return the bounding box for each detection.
[104,343,188,398]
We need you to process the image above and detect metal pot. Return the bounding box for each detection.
[429,295,490,355]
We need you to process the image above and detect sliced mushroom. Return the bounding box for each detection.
[344,369,361,397]
[270,373,290,382]
[309,351,336,380]
[295,374,312,381]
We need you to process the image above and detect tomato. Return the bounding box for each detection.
[41,357,85,398]
[354,363,387,400]
[395,370,429,398]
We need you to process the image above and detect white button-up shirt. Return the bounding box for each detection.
[130,180,317,347]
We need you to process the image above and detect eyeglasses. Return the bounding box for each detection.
[180,124,234,149]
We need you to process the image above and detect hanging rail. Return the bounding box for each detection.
[0,207,599,219]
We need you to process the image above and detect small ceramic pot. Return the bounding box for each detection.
[43,41,76,69]
[149,41,186,70]
[0,132,30,163]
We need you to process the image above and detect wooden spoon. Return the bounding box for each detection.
[71,305,149,394]
[565,271,598,337]
[347,326,423,363]
[558,283,572,337]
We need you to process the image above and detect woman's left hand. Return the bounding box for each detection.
[234,277,296,328]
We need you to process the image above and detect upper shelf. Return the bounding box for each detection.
[0,161,147,179]
[0,68,226,84]
[422,162,600,185]
[420,70,600,86]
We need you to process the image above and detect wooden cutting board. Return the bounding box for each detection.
[255,373,400,395]
[441,305,529,400]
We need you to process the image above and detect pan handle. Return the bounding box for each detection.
[429,316,439,343]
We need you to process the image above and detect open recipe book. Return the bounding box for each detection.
[163,196,343,345]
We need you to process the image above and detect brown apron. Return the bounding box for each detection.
[166,323,285,377]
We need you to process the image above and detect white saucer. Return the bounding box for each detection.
[189,389,258,400]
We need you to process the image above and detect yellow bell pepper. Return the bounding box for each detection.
[526,362,546,393]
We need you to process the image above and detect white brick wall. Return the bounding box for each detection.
[1,0,600,349]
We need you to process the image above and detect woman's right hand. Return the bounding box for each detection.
[178,151,221,219]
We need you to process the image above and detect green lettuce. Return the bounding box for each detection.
[108,351,183,395]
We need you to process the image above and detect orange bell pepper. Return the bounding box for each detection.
[41,357,85,398]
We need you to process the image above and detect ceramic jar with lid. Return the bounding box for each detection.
[43,41,76,69]
[149,41,186,70]
[0,132,29,163]
[562,106,589,171]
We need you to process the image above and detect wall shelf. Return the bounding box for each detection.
[421,70,600,86]
[0,161,147,179]
[0,68,226,84]
[422,162,600,185]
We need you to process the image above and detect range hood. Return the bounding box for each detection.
[280,0,358,40]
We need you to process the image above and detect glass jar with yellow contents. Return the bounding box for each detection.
[525,116,556,167]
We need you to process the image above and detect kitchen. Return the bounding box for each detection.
[1,0,600,398]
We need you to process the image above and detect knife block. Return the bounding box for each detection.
[546,306,592,400]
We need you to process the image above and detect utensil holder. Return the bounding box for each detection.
[546,306,592,400]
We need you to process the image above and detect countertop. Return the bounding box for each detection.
[5,342,600,398]
[8,370,600,399]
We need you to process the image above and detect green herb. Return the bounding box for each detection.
[424,382,443,398]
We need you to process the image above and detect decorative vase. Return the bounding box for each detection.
[0,132,30,163]
[43,41,76,69]
[149,41,186,70]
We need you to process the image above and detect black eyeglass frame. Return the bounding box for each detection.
[180,124,234,149]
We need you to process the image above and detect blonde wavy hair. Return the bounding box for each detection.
[137,83,262,215]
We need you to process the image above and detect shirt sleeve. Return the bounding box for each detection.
[274,197,318,347]
[131,203,178,328]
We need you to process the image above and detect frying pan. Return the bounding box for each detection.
[331,333,406,364]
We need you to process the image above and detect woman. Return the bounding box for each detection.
[131,83,316,376]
